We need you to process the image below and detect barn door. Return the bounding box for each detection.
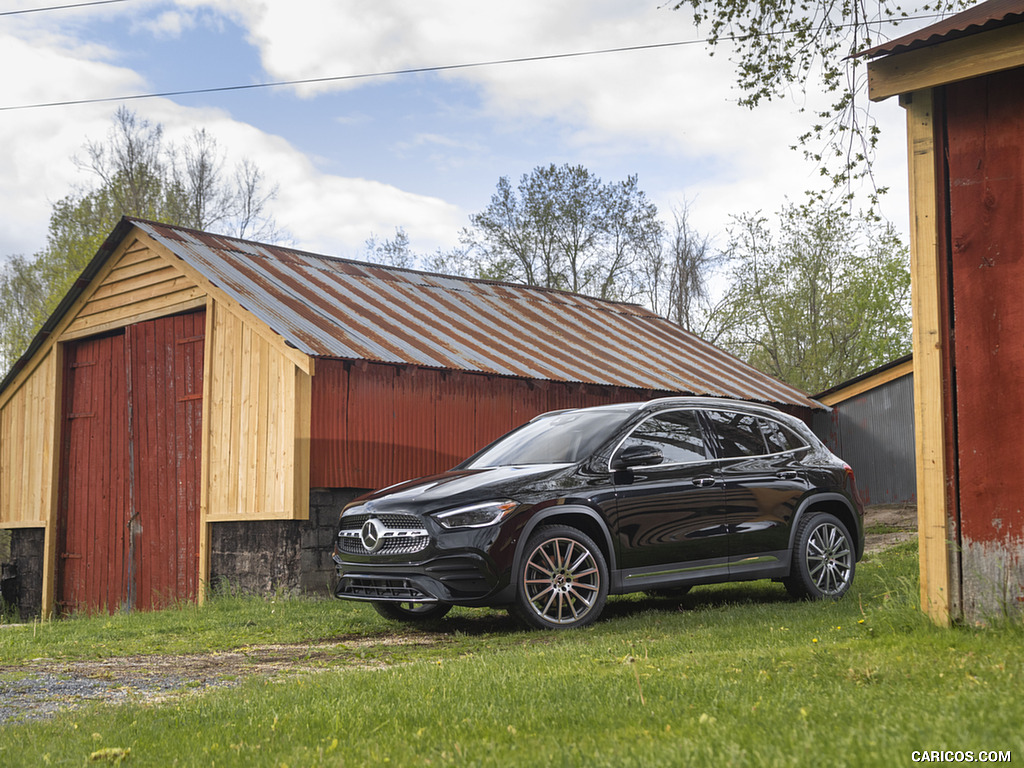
[58,311,206,613]
[127,312,206,610]
[57,332,130,613]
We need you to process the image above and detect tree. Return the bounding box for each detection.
[363,227,416,269]
[463,164,663,301]
[0,107,282,372]
[672,0,968,194]
[711,198,910,392]
[0,255,46,371]
[635,203,721,332]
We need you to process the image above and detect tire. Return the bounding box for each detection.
[784,512,855,600]
[372,601,452,623]
[512,525,609,630]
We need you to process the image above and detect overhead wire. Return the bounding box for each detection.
[0,0,129,17]
[0,10,949,113]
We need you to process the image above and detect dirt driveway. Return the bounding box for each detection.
[1,504,917,724]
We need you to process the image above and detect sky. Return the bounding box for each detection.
[0,0,918,267]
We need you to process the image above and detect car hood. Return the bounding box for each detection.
[350,464,577,512]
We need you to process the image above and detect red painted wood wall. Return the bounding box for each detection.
[942,67,1024,617]
[57,311,205,613]
[310,359,665,490]
[945,69,1024,547]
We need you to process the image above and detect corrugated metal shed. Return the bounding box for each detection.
[813,359,916,505]
[861,0,1024,57]
[124,219,818,410]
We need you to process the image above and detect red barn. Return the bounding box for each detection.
[866,0,1024,623]
[0,218,817,618]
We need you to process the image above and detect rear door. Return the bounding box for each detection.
[611,408,727,584]
[702,409,811,575]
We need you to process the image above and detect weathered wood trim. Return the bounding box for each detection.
[0,520,46,528]
[197,305,215,605]
[904,90,952,626]
[817,358,915,406]
[869,24,1024,101]
[41,341,63,620]
[59,296,207,341]
[293,366,312,521]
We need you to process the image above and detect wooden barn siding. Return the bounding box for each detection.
[944,67,1024,620]
[309,358,666,490]
[0,347,57,526]
[203,302,311,522]
[61,238,206,341]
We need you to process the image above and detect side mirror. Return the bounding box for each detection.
[610,444,664,471]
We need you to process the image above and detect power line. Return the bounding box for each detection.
[0,11,948,114]
[0,0,128,17]
[2,39,715,112]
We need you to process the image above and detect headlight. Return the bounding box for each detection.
[435,500,518,529]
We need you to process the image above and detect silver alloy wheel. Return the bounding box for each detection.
[805,521,853,595]
[522,536,602,625]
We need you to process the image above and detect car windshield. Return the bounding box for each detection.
[464,409,634,468]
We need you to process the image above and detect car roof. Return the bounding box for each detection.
[534,397,786,421]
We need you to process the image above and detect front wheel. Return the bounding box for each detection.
[372,601,452,623]
[784,512,855,600]
[512,525,608,630]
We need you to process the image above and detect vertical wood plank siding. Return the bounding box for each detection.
[57,332,130,613]
[127,313,205,609]
[55,313,205,613]
[310,358,664,490]
[944,68,1024,619]
[203,302,311,520]
[0,348,57,525]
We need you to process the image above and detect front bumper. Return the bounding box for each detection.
[333,550,510,605]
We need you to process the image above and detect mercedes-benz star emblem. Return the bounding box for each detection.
[360,518,386,552]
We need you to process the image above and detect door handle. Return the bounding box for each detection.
[776,470,798,480]
[692,475,717,487]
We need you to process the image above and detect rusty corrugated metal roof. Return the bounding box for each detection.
[860,0,1024,57]
[128,218,818,409]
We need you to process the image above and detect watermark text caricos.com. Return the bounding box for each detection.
[911,751,1012,763]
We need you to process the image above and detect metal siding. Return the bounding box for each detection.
[309,359,661,490]
[813,374,917,505]
[130,220,818,410]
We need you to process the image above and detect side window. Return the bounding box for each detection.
[619,410,710,465]
[759,418,807,454]
[704,410,767,458]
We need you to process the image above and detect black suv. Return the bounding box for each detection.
[333,397,864,629]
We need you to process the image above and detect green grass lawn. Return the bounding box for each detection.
[1,542,1022,767]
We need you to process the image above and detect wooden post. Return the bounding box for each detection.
[903,89,952,626]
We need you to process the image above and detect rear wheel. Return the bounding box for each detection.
[513,525,608,630]
[372,601,452,623]
[784,512,855,599]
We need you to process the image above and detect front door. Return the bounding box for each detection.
[611,408,727,585]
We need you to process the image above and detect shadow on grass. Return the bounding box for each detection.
[354,580,802,639]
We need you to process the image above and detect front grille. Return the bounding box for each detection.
[337,576,433,602]
[339,513,422,531]
[336,535,429,556]
[337,511,430,555]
